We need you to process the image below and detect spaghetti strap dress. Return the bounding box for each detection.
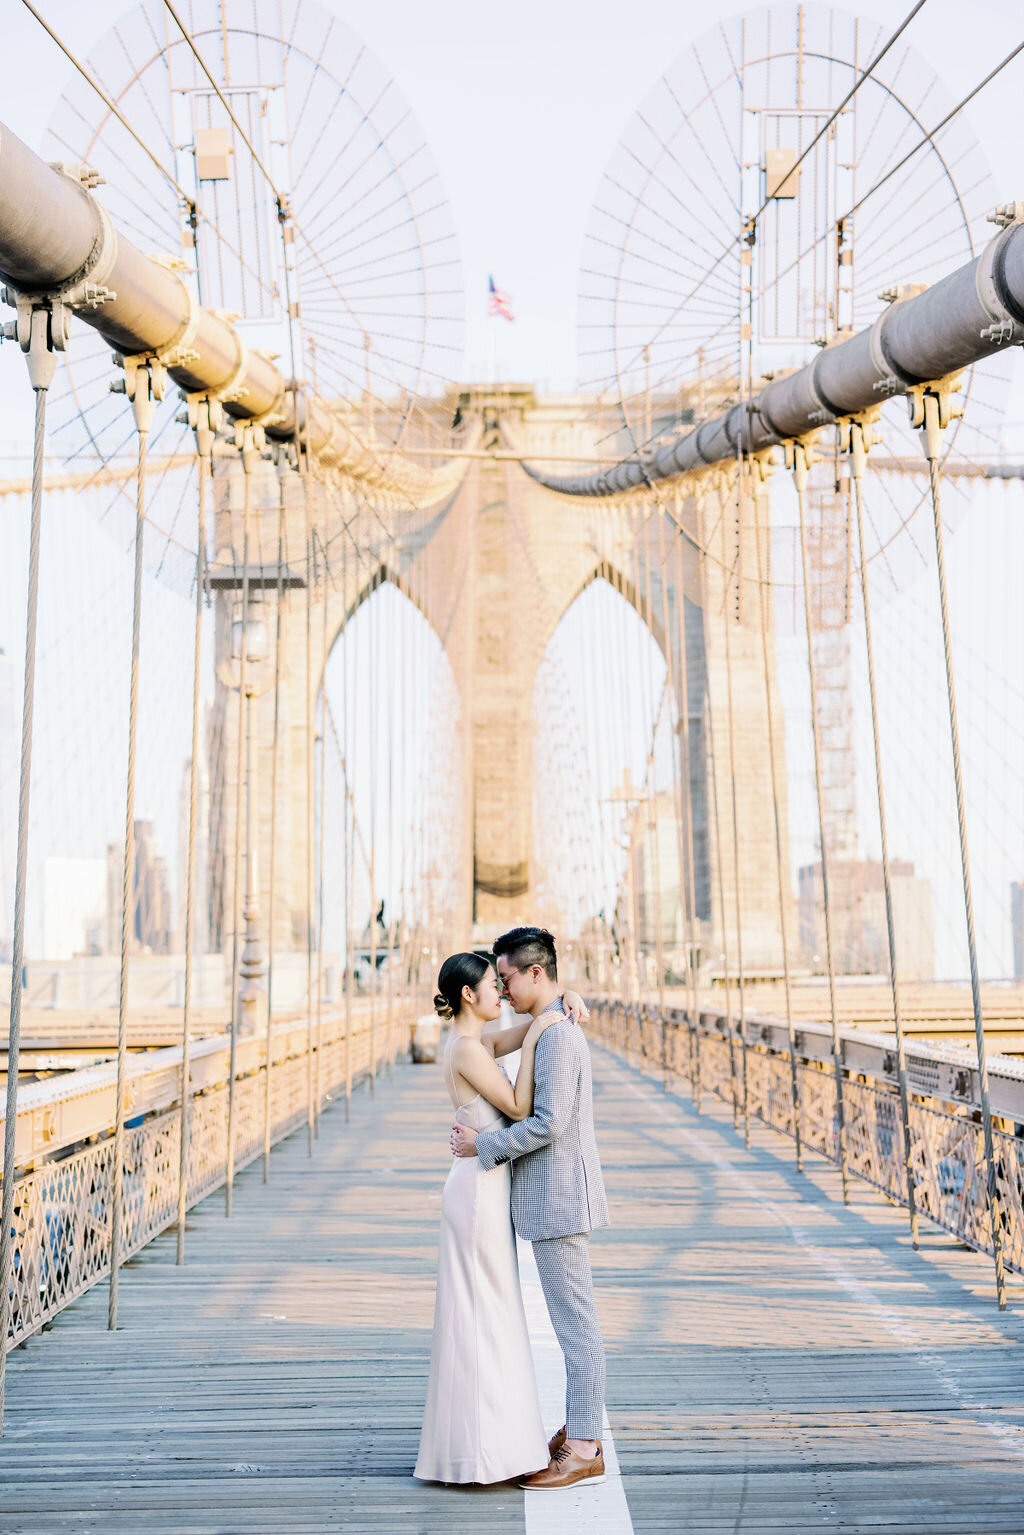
[413,1036,549,1483]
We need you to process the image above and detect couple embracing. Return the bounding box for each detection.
[414,926,609,1492]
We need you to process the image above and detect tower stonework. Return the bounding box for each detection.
[207,388,795,968]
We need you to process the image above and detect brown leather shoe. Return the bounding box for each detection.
[548,1425,567,1458]
[521,1442,605,1490]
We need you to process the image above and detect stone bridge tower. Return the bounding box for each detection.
[208,387,794,969]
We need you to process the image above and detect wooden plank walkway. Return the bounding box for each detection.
[2,1047,1023,1533]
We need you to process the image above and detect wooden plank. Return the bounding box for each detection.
[2,1048,1023,1533]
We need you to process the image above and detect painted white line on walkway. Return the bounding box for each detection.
[517,1236,635,1535]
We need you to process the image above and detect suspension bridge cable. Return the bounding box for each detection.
[749,0,930,229]
[224,443,252,1218]
[20,0,197,219]
[0,370,51,1428]
[793,443,851,1207]
[848,427,918,1245]
[263,464,287,1181]
[175,416,208,1264]
[721,482,751,1147]
[844,38,1024,223]
[750,469,802,1172]
[109,379,151,1328]
[745,39,1024,341]
[601,0,936,425]
[160,0,281,204]
[921,399,1008,1308]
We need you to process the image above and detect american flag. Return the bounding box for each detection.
[488,275,514,322]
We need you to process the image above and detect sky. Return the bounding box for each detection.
[2,0,1024,976]
[5,0,1024,394]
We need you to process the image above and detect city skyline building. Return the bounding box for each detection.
[799,858,935,980]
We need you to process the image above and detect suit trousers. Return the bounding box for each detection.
[531,1232,606,1441]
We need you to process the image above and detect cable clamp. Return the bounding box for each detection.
[906,374,963,462]
[0,289,70,389]
[111,354,166,434]
[783,436,819,493]
[234,420,266,475]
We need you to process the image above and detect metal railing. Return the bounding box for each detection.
[592,1000,1024,1278]
[3,1007,412,1353]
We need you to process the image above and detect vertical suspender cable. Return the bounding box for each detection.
[752,462,802,1170]
[225,438,251,1217]
[263,454,287,1180]
[640,512,667,1027]
[920,395,1006,1307]
[347,536,361,1103]
[316,525,329,1127]
[177,406,211,1260]
[656,508,687,1090]
[110,359,156,1325]
[721,473,751,1147]
[673,531,703,1110]
[848,423,916,1239]
[343,527,353,1116]
[368,571,378,1093]
[304,460,315,1152]
[696,496,739,1129]
[0,325,56,1422]
[793,442,850,1204]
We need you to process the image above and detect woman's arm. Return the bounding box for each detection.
[483,990,589,1058]
[451,1019,554,1121]
[483,1017,532,1058]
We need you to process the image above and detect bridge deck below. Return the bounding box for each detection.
[2,1048,1023,1533]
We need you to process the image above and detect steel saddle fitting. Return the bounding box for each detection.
[907,374,963,462]
[111,354,166,434]
[783,437,819,493]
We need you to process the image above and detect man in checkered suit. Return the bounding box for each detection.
[451,926,609,1491]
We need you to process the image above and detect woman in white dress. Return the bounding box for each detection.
[414,952,584,1485]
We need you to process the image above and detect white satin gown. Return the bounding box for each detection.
[414,1037,549,1484]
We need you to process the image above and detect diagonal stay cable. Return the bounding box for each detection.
[748,0,929,228]
[161,0,283,204]
[605,0,933,403]
[844,37,1024,222]
[21,0,196,217]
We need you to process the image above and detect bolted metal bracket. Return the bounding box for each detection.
[110,353,166,433]
[906,373,963,461]
[1,286,70,391]
[836,406,883,479]
[47,160,105,191]
[185,393,225,461]
[782,436,820,493]
[234,420,266,475]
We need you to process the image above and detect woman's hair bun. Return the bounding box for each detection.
[434,952,489,1021]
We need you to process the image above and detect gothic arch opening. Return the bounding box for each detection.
[318,578,466,986]
[533,575,708,990]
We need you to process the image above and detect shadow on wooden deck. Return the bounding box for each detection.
[2,1047,1023,1533]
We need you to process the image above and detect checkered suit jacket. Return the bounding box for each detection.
[474,1007,610,1242]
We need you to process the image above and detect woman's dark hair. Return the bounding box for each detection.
[434,952,490,1020]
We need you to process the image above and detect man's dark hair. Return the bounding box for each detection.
[493,926,557,982]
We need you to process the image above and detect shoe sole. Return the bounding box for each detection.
[521,1474,607,1490]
